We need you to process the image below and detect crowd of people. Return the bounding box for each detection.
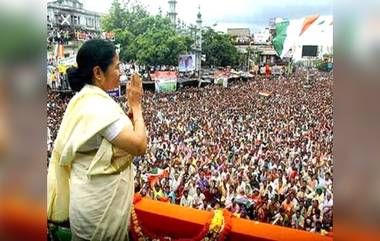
[47,91,73,160]
[47,26,100,46]
[47,58,71,91]
[47,27,73,45]
[47,70,333,235]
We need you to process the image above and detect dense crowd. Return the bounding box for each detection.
[47,70,333,235]
[47,58,71,91]
[47,91,73,157]
[47,26,100,46]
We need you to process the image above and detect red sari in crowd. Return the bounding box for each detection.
[265,64,271,78]
[257,204,268,223]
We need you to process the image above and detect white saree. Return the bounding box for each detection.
[47,84,135,241]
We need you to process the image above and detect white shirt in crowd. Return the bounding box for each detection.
[180,195,193,207]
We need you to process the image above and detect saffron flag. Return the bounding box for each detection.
[147,168,169,188]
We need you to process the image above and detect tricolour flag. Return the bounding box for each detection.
[147,168,169,188]
[272,15,320,58]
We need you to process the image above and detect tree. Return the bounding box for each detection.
[101,2,193,65]
[131,15,193,65]
[201,27,239,67]
[101,0,127,31]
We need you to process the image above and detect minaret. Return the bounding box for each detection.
[195,5,202,75]
[168,0,177,26]
[196,5,202,51]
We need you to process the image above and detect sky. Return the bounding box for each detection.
[50,0,333,33]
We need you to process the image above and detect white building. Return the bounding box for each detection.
[47,0,102,31]
[227,28,251,44]
[253,29,271,45]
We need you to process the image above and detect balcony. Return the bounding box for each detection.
[134,198,333,241]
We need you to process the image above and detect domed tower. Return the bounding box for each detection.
[168,0,177,26]
[196,5,202,51]
[195,5,202,77]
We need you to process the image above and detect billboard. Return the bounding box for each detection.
[213,70,228,88]
[254,32,270,44]
[150,71,177,93]
[302,45,318,57]
[107,87,120,97]
[178,54,195,72]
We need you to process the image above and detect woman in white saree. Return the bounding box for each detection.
[47,39,147,241]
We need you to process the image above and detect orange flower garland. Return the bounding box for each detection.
[218,210,232,241]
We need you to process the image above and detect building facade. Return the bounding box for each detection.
[47,0,102,31]
[227,28,252,45]
[227,28,251,37]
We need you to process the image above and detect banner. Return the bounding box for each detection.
[107,87,120,97]
[102,32,116,41]
[57,55,77,73]
[271,66,283,75]
[213,70,228,88]
[178,54,195,72]
[258,91,272,97]
[150,71,177,93]
[58,55,76,66]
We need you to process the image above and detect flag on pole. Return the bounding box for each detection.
[273,15,320,58]
[147,168,169,188]
[299,15,319,36]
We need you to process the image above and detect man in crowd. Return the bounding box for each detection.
[47,70,333,234]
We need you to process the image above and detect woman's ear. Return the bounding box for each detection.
[93,66,105,85]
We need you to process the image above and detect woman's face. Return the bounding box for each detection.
[103,53,120,90]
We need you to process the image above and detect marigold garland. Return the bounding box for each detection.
[131,194,232,241]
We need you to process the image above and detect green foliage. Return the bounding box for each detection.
[101,0,127,31]
[101,0,192,65]
[315,59,333,72]
[323,53,333,60]
[102,0,240,67]
[201,27,240,67]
